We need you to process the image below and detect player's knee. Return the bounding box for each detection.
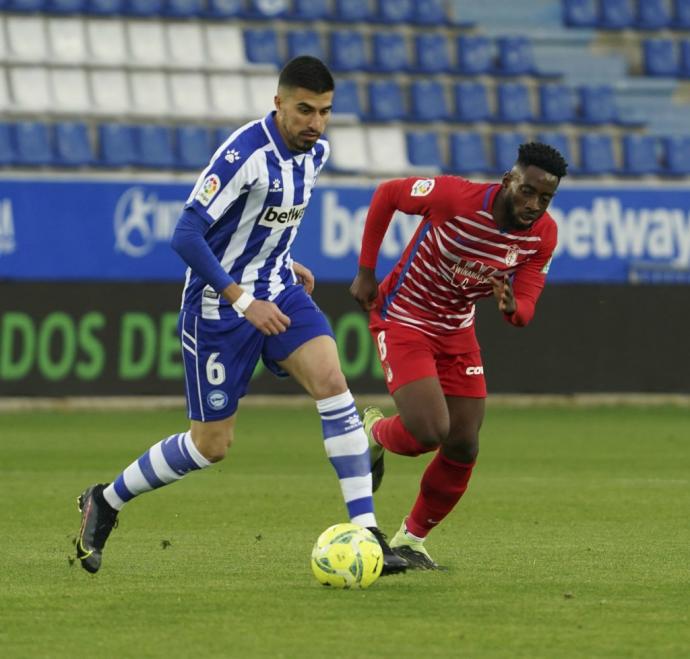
[309,366,348,400]
[442,434,479,463]
[192,427,233,463]
[406,415,450,449]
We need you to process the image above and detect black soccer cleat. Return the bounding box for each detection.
[391,545,447,571]
[367,526,408,575]
[76,483,118,574]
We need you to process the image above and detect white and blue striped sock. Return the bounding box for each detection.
[102,431,211,511]
[317,391,377,529]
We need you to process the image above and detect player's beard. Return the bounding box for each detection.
[502,193,536,230]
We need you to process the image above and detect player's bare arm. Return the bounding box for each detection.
[350,266,378,311]
[490,275,517,315]
[221,282,291,336]
[293,260,315,295]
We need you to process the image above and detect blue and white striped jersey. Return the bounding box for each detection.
[181,112,330,320]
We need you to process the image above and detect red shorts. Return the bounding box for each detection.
[369,318,487,398]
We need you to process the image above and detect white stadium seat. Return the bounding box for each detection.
[0,70,11,112]
[166,23,206,69]
[7,16,48,63]
[208,73,250,121]
[51,68,92,113]
[366,125,413,174]
[204,25,248,71]
[326,125,369,173]
[89,69,131,115]
[47,18,88,64]
[127,21,168,68]
[9,66,52,112]
[169,72,209,120]
[247,75,277,118]
[129,71,170,118]
[87,19,127,66]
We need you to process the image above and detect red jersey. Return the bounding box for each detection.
[360,176,557,351]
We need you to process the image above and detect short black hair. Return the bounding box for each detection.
[278,56,335,94]
[516,142,568,179]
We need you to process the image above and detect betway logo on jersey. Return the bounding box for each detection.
[551,197,690,266]
[258,203,307,230]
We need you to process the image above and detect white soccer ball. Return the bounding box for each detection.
[310,523,383,589]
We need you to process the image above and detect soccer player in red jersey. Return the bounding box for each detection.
[350,142,568,569]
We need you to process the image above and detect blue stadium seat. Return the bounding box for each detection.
[414,0,448,25]
[332,79,362,117]
[14,122,54,166]
[125,0,164,15]
[166,0,204,17]
[371,33,410,73]
[244,28,282,67]
[407,131,444,169]
[0,124,16,166]
[494,132,526,172]
[245,0,288,18]
[679,39,690,76]
[536,131,576,173]
[622,134,661,175]
[86,0,124,14]
[664,135,690,173]
[579,85,618,124]
[562,0,598,27]
[675,0,690,27]
[414,33,452,74]
[637,0,672,28]
[376,0,414,23]
[330,31,368,71]
[215,127,237,149]
[448,132,490,174]
[99,124,137,167]
[176,125,213,170]
[367,80,407,121]
[579,134,617,174]
[456,36,494,75]
[496,36,535,76]
[410,81,449,122]
[600,0,635,29]
[54,122,94,167]
[539,84,577,124]
[453,81,492,122]
[5,0,46,10]
[289,0,330,20]
[47,0,87,13]
[643,39,679,77]
[333,0,373,22]
[135,125,175,169]
[205,0,244,17]
[496,83,533,123]
[287,30,324,61]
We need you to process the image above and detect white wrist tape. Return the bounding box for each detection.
[232,291,255,314]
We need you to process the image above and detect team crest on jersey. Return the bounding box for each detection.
[411,179,435,197]
[195,174,221,207]
[505,244,519,267]
[383,361,394,383]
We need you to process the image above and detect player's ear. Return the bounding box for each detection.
[274,94,281,111]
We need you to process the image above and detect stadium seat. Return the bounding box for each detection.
[496,36,535,76]
[47,0,87,13]
[367,80,407,121]
[494,132,526,172]
[5,0,45,10]
[496,82,533,123]
[166,23,206,69]
[331,78,362,117]
[165,0,204,16]
[205,25,248,70]
[135,125,175,169]
[246,75,277,117]
[375,0,414,23]
[622,134,661,175]
[536,131,575,173]
[47,18,88,64]
[125,0,164,15]
[562,0,598,27]
[414,33,452,74]
[7,16,48,63]
[289,0,331,20]
[169,72,208,120]
[14,122,54,166]
[9,67,52,112]
[99,123,136,166]
[406,131,444,169]
[244,29,282,67]
[539,84,577,124]
[371,33,410,73]
[330,31,368,71]
[176,126,213,170]
[333,0,373,22]
[456,36,494,75]
[579,85,618,124]
[366,125,411,173]
[0,124,16,166]
[663,135,690,174]
[128,22,168,67]
[0,74,10,114]
[86,19,127,65]
[453,81,492,122]
[287,30,325,61]
[448,132,491,174]
[208,74,249,121]
[637,0,672,28]
[679,39,690,76]
[54,122,94,166]
[674,0,690,28]
[413,0,448,26]
[50,68,91,113]
[129,71,170,118]
[643,39,679,77]
[599,0,635,29]
[579,134,617,174]
[205,0,244,17]
[90,70,131,115]
[410,81,449,122]
[326,125,368,173]
[245,0,288,18]
[86,0,125,14]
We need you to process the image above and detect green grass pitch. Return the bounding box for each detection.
[1,404,688,658]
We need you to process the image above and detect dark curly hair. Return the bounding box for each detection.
[516,142,568,179]
[278,56,335,94]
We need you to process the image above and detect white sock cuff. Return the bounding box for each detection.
[316,390,355,414]
[183,431,212,468]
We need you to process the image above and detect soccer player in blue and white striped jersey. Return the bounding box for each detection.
[75,56,407,576]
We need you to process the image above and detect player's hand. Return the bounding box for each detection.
[350,267,378,311]
[293,261,315,295]
[490,275,517,315]
[244,299,291,335]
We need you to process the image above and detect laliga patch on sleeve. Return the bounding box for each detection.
[541,257,552,274]
[195,174,221,207]
[411,178,435,197]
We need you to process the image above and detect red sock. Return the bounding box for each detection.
[373,415,434,457]
[405,453,475,538]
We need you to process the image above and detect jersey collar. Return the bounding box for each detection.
[263,111,310,164]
